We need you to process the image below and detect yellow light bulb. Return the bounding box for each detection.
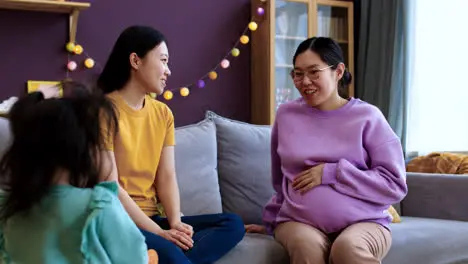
[231,48,240,57]
[248,22,258,31]
[66,42,75,53]
[240,35,249,44]
[208,71,218,80]
[180,87,190,97]
[163,90,173,100]
[84,58,95,69]
[74,44,83,55]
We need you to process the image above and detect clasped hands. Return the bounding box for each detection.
[157,221,194,250]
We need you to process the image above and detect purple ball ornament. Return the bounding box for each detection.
[257,7,265,16]
[197,80,206,88]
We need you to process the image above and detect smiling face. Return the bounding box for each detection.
[130,41,171,95]
[292,50,344,108]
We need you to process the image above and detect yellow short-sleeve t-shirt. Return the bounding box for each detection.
[103,91,175,216]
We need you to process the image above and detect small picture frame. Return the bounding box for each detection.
[26,80,63,97]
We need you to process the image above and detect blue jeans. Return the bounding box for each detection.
[140,213,245,264]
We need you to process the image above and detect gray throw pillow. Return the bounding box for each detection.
[206,111,275,224]
[174,118,222,216]
[0,117,11,159]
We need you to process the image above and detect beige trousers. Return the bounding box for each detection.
[274,221,392,264]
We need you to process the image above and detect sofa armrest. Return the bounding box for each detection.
[401,172,468,221]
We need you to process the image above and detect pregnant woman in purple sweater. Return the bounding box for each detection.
[246,37,408,264]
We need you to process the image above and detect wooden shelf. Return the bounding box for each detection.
[0,0,90,13]
[276,63,294,68]
[0,0,91,43]
[275,35,307,41]
[276,35,347,44]
[317,0,353,8]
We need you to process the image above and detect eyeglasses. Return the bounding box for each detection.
[290,65,334,82]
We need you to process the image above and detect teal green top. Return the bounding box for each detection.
[0,181,148,264]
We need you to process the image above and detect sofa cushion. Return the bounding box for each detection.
[206,111,275,225]
[215,234,289,264]
[0,117,11,159]
[384,217,468,264]
[174,118,222,216]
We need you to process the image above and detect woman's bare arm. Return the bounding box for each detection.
[100,150,163,235]
[99,150,193,249]
[155,146,181,227]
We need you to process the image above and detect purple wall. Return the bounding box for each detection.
[0,0,251,126]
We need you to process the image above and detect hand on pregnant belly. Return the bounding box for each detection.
[283,184,365,233]
[292,163,324,194]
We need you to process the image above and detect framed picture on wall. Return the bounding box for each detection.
[26,80,63,97]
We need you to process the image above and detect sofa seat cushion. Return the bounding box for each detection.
[215,233,289,264]
[384,217,468,264]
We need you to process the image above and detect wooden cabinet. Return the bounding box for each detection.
[251,0,354,125]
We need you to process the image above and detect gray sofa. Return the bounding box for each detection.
[1,112,468,264]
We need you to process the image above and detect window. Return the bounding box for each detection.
[406,0,468,154]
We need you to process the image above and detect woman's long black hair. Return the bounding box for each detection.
[97,25,167,94]
[0,81,118,221]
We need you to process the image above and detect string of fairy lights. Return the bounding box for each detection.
[62,1,267,101]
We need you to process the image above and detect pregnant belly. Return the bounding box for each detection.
[278,184,385,233]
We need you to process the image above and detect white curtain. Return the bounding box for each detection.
[405,0,468,154]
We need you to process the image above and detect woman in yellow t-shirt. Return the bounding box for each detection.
[96,25,245,264]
